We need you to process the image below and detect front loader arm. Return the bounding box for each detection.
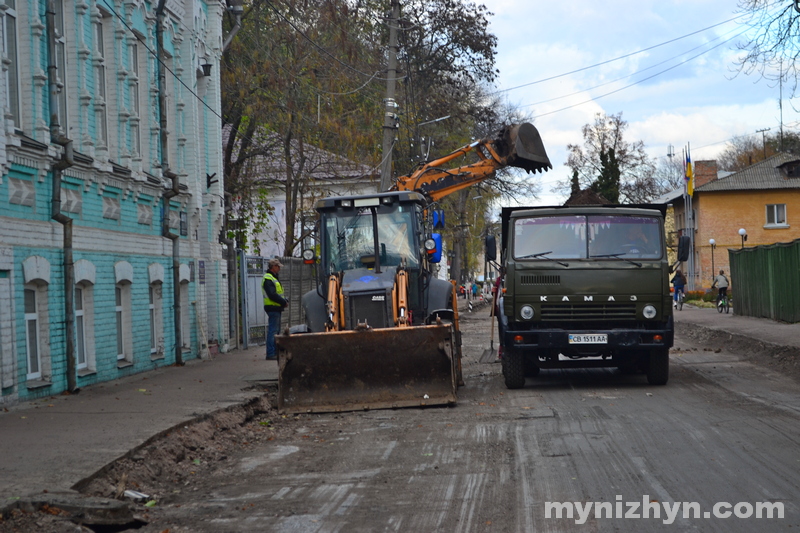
[394,123,551,202]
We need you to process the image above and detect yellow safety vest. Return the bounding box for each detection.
[262,272,284,307]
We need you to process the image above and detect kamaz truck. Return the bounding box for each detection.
[491,204,689,388]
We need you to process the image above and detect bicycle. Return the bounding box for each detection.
[675,289,685,311]
[717,293,729,314]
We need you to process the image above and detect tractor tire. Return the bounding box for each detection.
[502,347,526,389]
[647,348,670,385]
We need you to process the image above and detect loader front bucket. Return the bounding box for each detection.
[503,122,552,174]
[276,324,458,414]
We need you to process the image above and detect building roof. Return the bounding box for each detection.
[696,153,800,192]
[652,187,683,205]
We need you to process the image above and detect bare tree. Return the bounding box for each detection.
[735,1,800,97]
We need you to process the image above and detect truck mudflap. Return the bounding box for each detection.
[276,324,458,414]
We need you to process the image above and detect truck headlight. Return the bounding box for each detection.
[643,305,657,319]
[423,238,437,252]
[520,305,534,320]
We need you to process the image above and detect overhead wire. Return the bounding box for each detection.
[530,27,752,119]
[520,23,743,110]
[492,13,748,95]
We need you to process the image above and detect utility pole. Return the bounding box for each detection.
[379,0,401,192]
[756,127,770,159]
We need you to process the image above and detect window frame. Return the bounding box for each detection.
[765,203,787,228]
[129,40,142,157]
[115,285,124,360]
[75,285,87,370]
[24,287,41,380]
[2,0,21,128]
[53,0,68,135]
[93,14,109,149]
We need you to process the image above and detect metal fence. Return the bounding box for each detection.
[239,252,318,348]
[729,238,800,323]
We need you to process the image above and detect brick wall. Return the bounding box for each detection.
[694,189,800,288]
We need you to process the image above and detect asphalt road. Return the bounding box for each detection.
[125,307,798,532]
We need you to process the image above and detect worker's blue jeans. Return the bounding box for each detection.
[266,311,281,359]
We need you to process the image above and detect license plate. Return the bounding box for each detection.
[568,334,608,344]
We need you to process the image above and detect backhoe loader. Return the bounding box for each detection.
[276,123,551,414]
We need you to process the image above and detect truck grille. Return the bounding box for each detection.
[348,293,391,329]
[521,275,561,285]
[541,303,637,321]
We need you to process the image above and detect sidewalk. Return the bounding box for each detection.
[674,304,800,352]
[0,344,276,502]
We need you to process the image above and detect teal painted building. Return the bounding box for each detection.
[0,0,230,405]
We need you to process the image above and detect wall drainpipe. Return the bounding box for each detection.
[46,0,77,391]
[222,0,243,52]
[156,0,183,365]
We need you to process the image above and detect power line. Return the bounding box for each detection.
[492,14,747,95]
[520,24,743,110]
[530,27,750,119]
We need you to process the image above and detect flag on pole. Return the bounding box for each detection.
[685,143,694,196]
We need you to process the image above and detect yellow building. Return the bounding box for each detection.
[673,155,800,290]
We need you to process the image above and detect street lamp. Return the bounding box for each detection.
[738,228,747,249]
[709,238,716,280]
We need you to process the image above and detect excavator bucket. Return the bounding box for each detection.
[503,122,552,174]
[276,324,458,414]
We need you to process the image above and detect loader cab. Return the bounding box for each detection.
[318,194,424,273]
[314,191,431,325]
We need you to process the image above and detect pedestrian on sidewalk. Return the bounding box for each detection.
[712,269,729,303]
[262,258,288,360]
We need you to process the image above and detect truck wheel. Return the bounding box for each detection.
[646,348,669,385]
[502,347,526,389]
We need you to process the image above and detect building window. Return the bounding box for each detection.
[75,286,86,370]
[2,0,20,128]
[54,0,68,134]
[766,204,787,227]
[24,287,41,380]
[94,17,108,148]
[130,41,141,156]
[149,286,158,354]
[115,286,124,360]
[74,281,95,373]
[180,281,190,349]
[115,282,133,364]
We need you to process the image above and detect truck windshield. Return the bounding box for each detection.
[514,215,662,260]
[324,206,419,271]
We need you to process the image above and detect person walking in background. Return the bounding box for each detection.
[671,269,686,308]
[262,258,288,360]
[712,269,729,303]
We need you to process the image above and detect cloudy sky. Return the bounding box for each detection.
[487,0,798,206]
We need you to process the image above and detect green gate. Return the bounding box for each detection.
[729,238,800,323]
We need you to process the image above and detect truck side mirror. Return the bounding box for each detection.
[677,235,691,262]
[485,234,497,262]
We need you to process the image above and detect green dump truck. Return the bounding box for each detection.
[490,204,689,388]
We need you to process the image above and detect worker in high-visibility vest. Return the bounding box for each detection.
[262,258,288,360]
